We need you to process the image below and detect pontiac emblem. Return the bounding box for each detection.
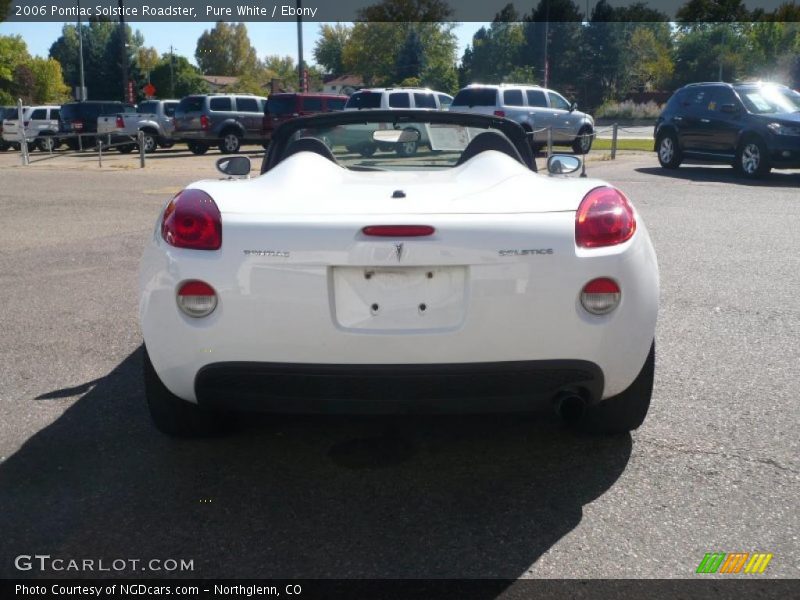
[394,243,404,262]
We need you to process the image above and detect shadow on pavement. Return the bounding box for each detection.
[635,165,800,187]
[0,346,631,581]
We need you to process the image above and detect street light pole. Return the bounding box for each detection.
[77,0,86,100]
[297,0,304,91]
[169,45,175,98]
[119,0,129,102]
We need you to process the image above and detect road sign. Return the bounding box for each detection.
[143,83,156,98]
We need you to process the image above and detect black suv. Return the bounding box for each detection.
[654,82,800,178]
[59,101,136,150]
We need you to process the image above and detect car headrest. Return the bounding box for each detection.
[279,137,337,165]
[455,131,524,167]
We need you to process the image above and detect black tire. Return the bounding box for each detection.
[140,131,158,154]
[358,143,376,157]
[395,128,419,157]
[36,135,57,152]
[735,135,771,179]
[572,126,593,154]
[188,142,209,155]
[579,342,655,435]
[143,347,226,437]
[66,139,79,152]
[117,144,136,154]
[262,142,271,150]
[219,131,242,154]
[656,130,682,169]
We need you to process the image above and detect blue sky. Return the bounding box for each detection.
[0,21,485,67]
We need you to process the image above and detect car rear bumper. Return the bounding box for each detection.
[195,360,604,414]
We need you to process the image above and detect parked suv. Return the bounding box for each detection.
[59,101,136,150]
[654,82,800,178]
[0,105,30,150]
[173,94,267,154]
[97,99,180,153]
[263,93,347,142]
[450,84,595,154]
[344,87,453,111]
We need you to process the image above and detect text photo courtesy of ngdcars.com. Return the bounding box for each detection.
[0,0,798,597]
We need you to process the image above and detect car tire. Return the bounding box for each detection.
[572,126,593,154]
[579,341,655,435]
[656,131,682,169]
[36,135,57,152]
[395,128,419,157]
[735,136,771,179]
[358,143,376,157]
[188,142,209,155]
[140,132,158,153]
[143,347,227,437]
[219,131,242,154]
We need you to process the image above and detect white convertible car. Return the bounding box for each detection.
[139,110,658,436]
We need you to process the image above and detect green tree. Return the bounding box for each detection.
[342,21,457,91]
[676,0,751,26]
[0,35,32,103]
[460,5,526,85]
[136,47,160,83]
[195,22,258,76]
[394,28,425,83]
[28,58,71,103]
[313,23,351,75]
[628,27,675,91]
[356,0,453,21]
[49,21,145,101]
[150,54,209,98]
[521,0,584,92]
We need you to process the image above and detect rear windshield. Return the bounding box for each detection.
[178,96,204,113]
[345,92,382,109]
[267,96,296,115]
[452,88,497,107]
[138,101,159,114]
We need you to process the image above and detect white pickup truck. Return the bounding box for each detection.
[97,99,179,153]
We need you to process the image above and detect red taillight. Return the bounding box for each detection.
[362,225,435,237]
[575,186,636,248]
[115,115,124,129]
[200,114,210,130]
[493,110,506,117]
[72,119,84,131]
[177,280,218,318]
[161,189,222,250]
[581,277,621,315]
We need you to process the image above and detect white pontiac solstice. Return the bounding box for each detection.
[139,110,658,436]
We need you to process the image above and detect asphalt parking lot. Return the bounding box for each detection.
[0,148,797,580]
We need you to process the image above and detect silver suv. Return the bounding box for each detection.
[173,94,267,155]
[451,84,595,153]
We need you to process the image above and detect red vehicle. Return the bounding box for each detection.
[262,93,347,140]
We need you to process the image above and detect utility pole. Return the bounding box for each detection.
[169,45,175,98]
[543,0,550,88]
[77,0,86,100]
[297,0,304,91]
[119,0,129,102]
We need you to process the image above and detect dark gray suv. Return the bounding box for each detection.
[174,94,267,155]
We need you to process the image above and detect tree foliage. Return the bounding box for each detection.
[195,22,258,76]
[313,23,351,76]
[1,35,69,104]
[150,54,209,99]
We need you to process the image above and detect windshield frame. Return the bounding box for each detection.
[262,109,536,174]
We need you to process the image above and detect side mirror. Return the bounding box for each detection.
[216,156,251,177]
[720,103,740,114]
[547,154,581,175]
[569,102,578,112]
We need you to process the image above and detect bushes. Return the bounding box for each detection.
[595,100,664,120]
